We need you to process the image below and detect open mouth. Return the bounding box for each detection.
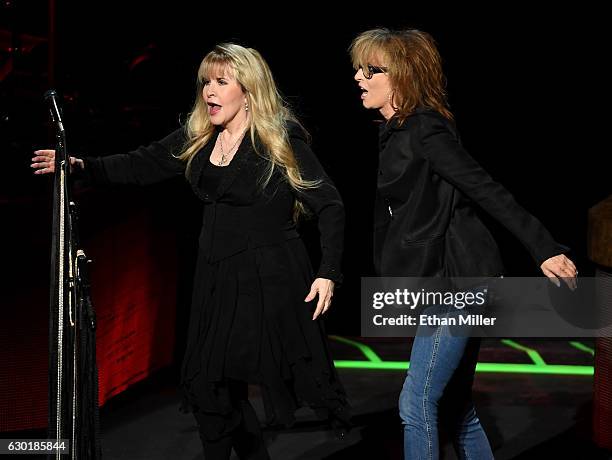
[360,87,368,99]
[208,102,221,115]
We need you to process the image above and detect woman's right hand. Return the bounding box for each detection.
[31,149,84,175]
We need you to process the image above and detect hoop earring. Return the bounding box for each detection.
[388,91,399,112]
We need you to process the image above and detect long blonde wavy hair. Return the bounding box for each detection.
[177,43,319,216]
[350,28,454,125]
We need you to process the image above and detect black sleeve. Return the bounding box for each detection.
[80,128,187,186]
[290,135,345,284]
[417,113,569,267]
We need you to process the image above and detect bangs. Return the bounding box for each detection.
[198,56,234,83]
[350,33,389,69]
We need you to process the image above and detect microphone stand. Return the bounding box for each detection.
[45,90,102,459]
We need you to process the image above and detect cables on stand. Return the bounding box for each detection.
[45,90,102,459]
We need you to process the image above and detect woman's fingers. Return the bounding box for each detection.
[564,257,577,275]
[33,149,55,157]
[31,150,56,175]
[541,255,578,290]
[322,291,333,313]
[304,285,317,302]
[306,279,335,320]
[31,160,49,169]
[31,155,51,163]
[313,293,325,320]
[542,255,577,274]
[31,160,54,174]
[541,267,561,287]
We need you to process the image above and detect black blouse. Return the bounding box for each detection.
[199,160,228,199]
[80,122,345,283]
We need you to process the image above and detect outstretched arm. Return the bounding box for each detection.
[417,113,577,288]
[32,128,187,186]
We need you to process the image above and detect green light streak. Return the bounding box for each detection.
[330,337,594,376]
[333,360,593,375]
[329,335,382,362]
[500,339,546,366]
[568,341,595,356]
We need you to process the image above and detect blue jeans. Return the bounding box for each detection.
[399,304,494,459]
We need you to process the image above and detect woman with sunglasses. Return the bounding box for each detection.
[350,28,577,459]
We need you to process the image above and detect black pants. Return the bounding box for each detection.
[194,380,270,460]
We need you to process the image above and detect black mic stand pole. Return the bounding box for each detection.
[45,89,102,459]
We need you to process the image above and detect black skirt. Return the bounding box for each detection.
[178,237,350,440]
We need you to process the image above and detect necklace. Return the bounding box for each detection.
[218,128,247,166]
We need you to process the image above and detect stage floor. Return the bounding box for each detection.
[94,337,610,459]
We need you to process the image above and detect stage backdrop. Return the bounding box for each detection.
[0,187,178,432]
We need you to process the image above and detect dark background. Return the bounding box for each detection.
[2,1,609,337]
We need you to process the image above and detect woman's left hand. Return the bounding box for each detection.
[540,254,578,290]
[305,278,335,320]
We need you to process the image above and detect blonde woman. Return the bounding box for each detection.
[32,43,350,459]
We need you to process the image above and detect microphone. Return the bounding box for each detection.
[44,89,64,132]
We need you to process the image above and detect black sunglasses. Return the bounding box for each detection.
[360,64,388,79]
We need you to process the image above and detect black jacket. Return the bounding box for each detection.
[374,108,568,277]
[81,121,345,283]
